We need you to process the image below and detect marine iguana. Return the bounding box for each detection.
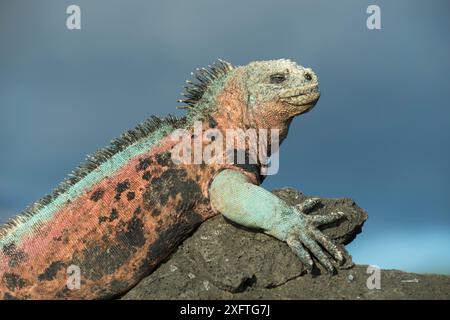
[0,59,345,299]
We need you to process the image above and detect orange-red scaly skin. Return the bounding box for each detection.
[0,81,260,299]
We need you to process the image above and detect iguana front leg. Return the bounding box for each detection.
[209,169,345,274]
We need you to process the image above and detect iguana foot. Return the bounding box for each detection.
[295,197,320,213]
[210,170,347,275]
[272,208,345,275]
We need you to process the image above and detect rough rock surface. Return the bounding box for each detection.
[122,188,450,300]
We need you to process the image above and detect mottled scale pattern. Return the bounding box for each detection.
[0,129,248,299]
[0,58,315,299]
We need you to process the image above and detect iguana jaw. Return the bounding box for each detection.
[280,85,320,106]
[279,84,320,114]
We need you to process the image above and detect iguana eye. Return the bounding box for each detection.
[270,73,287,84]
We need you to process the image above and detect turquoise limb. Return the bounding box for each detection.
[209,169,296,238]
[209,169,345,274]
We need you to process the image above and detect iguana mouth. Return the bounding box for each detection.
[279,85,320,106]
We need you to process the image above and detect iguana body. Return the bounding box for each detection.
[0,59,344,299]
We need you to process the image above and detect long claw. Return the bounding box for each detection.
[310,228,344,263]
[309,211,345,227]
[296,198,320,213]
[299,233,335,274]
[287,235,314,272]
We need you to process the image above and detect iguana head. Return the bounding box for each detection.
[240,59,320,119]
[180,59,320,136]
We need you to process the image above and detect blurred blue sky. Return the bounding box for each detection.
[0,0,449,274]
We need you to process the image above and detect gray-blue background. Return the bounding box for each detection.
[1,0,449,274]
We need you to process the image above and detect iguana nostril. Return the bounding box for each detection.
[304,73,312,81]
